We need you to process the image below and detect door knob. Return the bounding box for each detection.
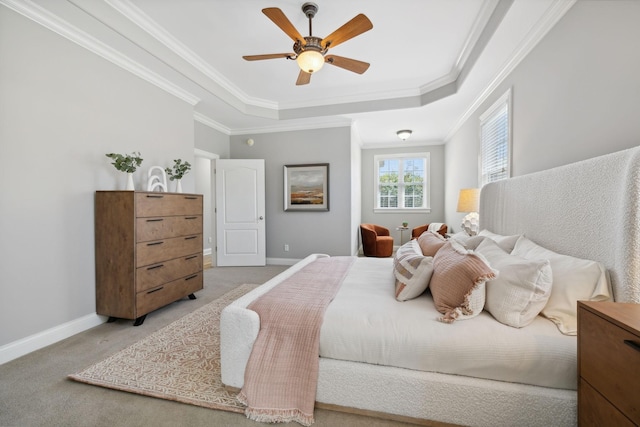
[259,216,264,220]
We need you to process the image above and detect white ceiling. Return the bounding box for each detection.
[26,0,574,147]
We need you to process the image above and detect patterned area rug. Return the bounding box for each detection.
[69,284,257,413]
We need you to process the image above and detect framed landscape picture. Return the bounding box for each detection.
[284,163,329,211]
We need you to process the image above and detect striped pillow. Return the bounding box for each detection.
[430,240,497,323]
[394,240,434,301]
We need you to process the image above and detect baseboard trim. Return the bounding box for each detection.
[0,313,105,365]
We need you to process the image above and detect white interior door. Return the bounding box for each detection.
[215,159,266,266]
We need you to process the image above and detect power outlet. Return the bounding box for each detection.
[284,244,289,252]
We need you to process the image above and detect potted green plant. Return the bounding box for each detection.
[165,159,191,193]
[105,151,143,190]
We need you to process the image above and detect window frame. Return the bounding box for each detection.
[479,89,512,187]
[373,153,431,213]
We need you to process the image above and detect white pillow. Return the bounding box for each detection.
[478,229,522,253]
[476,238,552,328]
[511,236,612,335]
[393,240,434,301]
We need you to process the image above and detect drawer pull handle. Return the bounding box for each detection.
[624,340,640,352]
[146,218,163,222]
[147,264,164,270]
[147,241,164,246]
[185,274,198,281]
[185,216,198,220]
[146,195,164,199]
[184,196,198,200]
[185,255,197,260]
[185,236,197,240]
[147,287,164,294]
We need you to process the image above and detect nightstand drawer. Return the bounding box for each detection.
[136,235,202,267]
[579,379,635,427]
[580,308,640,423]
[136,193,202,217]
[135,254,202,292]
[136,215,202,241]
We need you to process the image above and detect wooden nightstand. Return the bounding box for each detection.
[577,301,640,426]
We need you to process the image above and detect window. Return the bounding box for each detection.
[374,153,430,212]
[480,90,511,186]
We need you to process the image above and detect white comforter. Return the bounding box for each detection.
[319,257,576,390]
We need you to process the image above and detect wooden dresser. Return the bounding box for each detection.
[95,191,203,325]
[578,301,640,426]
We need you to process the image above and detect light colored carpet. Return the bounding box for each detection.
[69,284,257,413]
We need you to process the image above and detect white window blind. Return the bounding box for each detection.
[480,91,511,186]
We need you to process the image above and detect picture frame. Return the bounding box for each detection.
[284,163,330,211]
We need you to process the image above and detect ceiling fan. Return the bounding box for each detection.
[242,2,373,85]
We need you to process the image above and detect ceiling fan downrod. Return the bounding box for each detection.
[302,2,318,37]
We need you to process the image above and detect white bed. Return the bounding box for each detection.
[221,146,640,426]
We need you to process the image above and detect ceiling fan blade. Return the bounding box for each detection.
[325,55,370,74]
[321,14,373,49]
[296,70,311,86]
[262,7,304,43]
[243,53,293,61]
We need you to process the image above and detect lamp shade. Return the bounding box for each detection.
[297,50,324,73]
[456,188,480,213]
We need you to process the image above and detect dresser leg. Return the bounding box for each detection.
[133,315,147,326]
[107,317,117,323]
[188,293,197,300]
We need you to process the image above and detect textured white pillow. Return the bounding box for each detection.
[478,229,522,253]
[512,236,612,335]
[393,240,434,301]
[476,238,552,328]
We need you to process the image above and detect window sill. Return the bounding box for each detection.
[374,208,431,214]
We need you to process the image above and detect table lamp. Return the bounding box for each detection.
[457,188,480,236]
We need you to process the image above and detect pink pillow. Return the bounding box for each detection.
[430,241,496,323]
[417,231,447,256]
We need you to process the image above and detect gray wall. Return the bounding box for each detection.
[361,145,446,244]
[230,127,352,260]
[0,7,195,348]
[194,123,231,257]
[195,121,230,159]
[444,0,640,231]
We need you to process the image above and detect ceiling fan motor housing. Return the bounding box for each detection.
[301,2,318,19]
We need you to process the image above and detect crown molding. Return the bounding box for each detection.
[1,0,200,105]
[444,0,576,142]
[104,0,277,111]
[193,112,231,134]
[451,0,501,78]
[231,116,352,136]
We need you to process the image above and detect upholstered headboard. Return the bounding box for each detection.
[480,146,640,303]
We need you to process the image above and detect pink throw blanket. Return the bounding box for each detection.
[237,256,355,426]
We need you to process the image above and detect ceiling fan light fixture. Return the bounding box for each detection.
[297,49,324,73]
[397,129,412,141]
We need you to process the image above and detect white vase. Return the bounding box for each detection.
[175,179,182,193]
[125,173,135,191]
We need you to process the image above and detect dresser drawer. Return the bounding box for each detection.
[136,254,202,292]
[580,308,640,423]
[136,272,203,317]
[136,234,202,267]
[135,193,202,217]
[136,215,202,242]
